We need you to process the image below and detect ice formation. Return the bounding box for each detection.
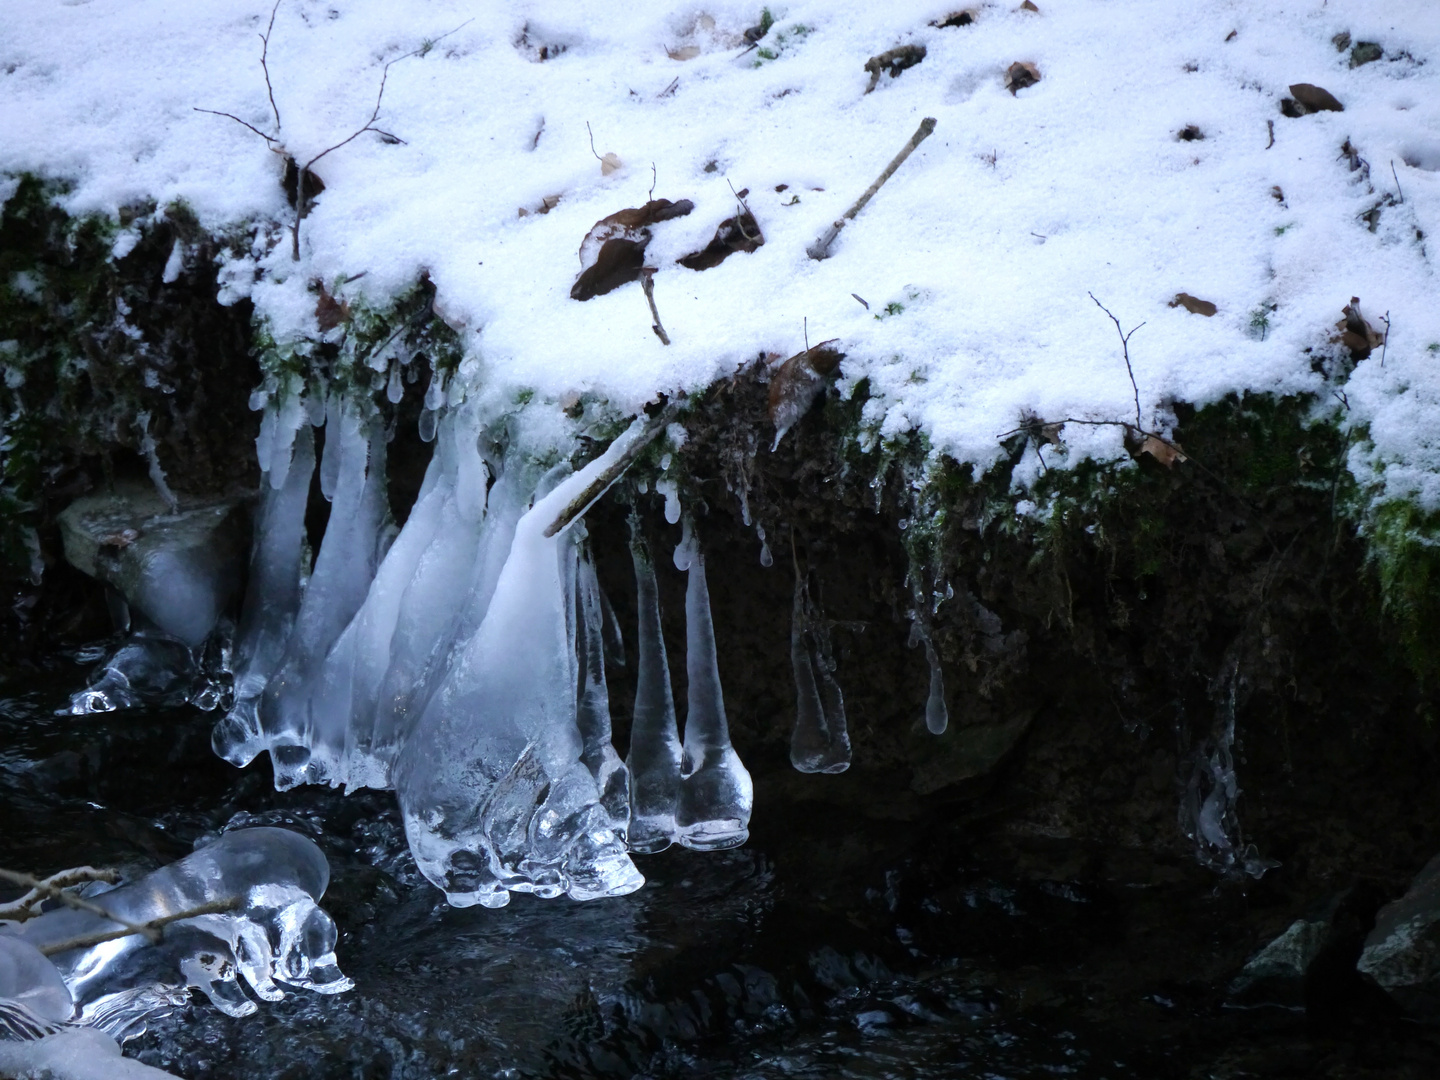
[67,630,205,716]
[0,935,72,1038]
[5,828,350,1032]
[789,571,851,774]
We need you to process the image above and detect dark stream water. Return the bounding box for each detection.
[5,649,1438,1079]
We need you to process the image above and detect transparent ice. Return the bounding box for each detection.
[789,571,851,774]
[7,828,351,1034]
[0,935,73,1037]
[67,630,199,715]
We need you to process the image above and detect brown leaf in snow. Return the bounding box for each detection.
[570,199,695,301]
[1169,292,1218,317]
[314,286,350,331]
[769,340,844,447]
[1282,83,1344,116]
[1334,296,1383,360]
[667,45,701,61]
[678,211,765,270]
[864,45,927,94]
[1005,61,1041,95]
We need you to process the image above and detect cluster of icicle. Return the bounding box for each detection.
[1,828,349,1052]
[211,394,756,908]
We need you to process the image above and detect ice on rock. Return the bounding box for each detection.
[394,422,651,908]
[9,829,350,1028]
[789,572,851,775]
[261,407,390,790]
[67,629,199,715]
[624,527,684,855]
[0,1028,183,1080]
[213,426,315,766]
[0,935,73,1038]
[674,533,753,851]
[57,485,246,649]
[575,545,630,837]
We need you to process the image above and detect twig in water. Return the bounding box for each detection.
[0,866,121,922]
[1381,310,1391,366]
[0,867,158,943]
[544,402,682,537]
[640,268,670,346]
[1088,292,1145,429]
[807,117,936,260]
[36,897,244,957]
[1391,160,1404,204]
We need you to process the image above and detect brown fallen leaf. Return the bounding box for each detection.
[517,194,562,219]
[571,199,695,301]
[1005,61,1041,95]
[678,211,765,271]
[667,45,701,61]
[1039,421,1065,447]
[864,44,926,94]
[1140,434,1187,467]
[599,152,623,176]
[770,340,844,447]
[1170,292,1218,317]
[1334,296,1383,360]
[314,285,350,331]
[931,10,976,27]
[1020,1,1040,11]
[282,157,326,214]
[1283,83,1344,115]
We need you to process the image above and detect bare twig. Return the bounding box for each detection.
[260,0,283,132]
[192,108,281,146]
[851,293,870,310]
[36,897,244,957]
[1391,159,1404,204]
[639,268,670,345]
[586,121,602,162]
[544,403,682,537]
[1088,293,1145,429]
[1380,310,1391,366]
[726,179,760,242]
[648,163,657,201]
[804,316,810,352]
[807,117,936,260]
[0,867,158,943]
[1266,119,1275,150]
[0,866,121,922]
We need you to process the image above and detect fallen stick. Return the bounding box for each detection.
[0,867,157,942]
[639,268,671,345]
[543,402,682,537]
[807,116,936,260]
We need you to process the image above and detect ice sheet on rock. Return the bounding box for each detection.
[789,571,851,774]
[394,421,652,908]
[575,545,630,837]
[0,935,74,1032]
[261,407,390,790]
[625,527,683,855]
[10,829,350,1027]
[214,425,316,767]
[57,485,246,649]
[675,535,753,851]
[67,630,199,715]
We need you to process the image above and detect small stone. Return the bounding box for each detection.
[1287,83,1344,114]
[1350,41,1383,67]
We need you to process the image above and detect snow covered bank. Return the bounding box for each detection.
[3,0,1437,503]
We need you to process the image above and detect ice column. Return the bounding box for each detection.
[9,829,350,1026]
[624,529,684,854]
[789,573,851,774]
[575,545,630,836]
[261,406,389,789]
[674,532,753,850]
[213,425,315,766]
[394,421,652,908]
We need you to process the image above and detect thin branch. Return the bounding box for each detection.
[0,866,120,922]
[586,121,602,162]
[0,867,158,943]
[803,316,810,352]
[727,179,760,242]
[648,162,657,201]
[1088,292,1145,429]
[1391,159,1404,204]
[640,268,670,345]
[260,0,283,133]
[544,403,682,537]
[1380,310,1391,366]
[36,897,243,957]
[192,108,281,146]
[807,116,936,260]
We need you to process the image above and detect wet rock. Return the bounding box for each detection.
[1360,852,1440,998]
[910,712,1032,795]
[1350,41,1383,68]
[58,485,247,647]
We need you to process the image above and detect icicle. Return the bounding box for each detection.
[789,568,851,774]
[213,426,315,767]
[675,540,753,850]
[386,359,404,404]
[625,525,684,854]
[757,523,773,568]
[418,407,439,443]
[672,515,695,571]
[923,636,948,735]
[656,477,681,525]
[136,412,178,513]
[261,407,389,790]
[575,546,630,836]
[393,419,654,907]
[598,578,625,666]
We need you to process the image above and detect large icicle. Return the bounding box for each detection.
[262,404,390,789]
[213,425,315,767]
[789,570,851,774]
[393,420,653,908]
[575,543,630,838]
[624,526,684,854]
[674,531,753,851]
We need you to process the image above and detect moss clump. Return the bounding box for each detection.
[1367,500,1440,685]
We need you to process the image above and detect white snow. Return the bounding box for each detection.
[3,0,1439,500]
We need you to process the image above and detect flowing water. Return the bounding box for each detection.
[5,651,1437,1079]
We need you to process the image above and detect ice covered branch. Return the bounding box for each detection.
[543,402,682,537]
[0,866,156,943]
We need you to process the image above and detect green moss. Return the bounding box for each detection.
[1367,500,1440,684]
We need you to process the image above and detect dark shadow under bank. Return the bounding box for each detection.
[4,194,1440,1073]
